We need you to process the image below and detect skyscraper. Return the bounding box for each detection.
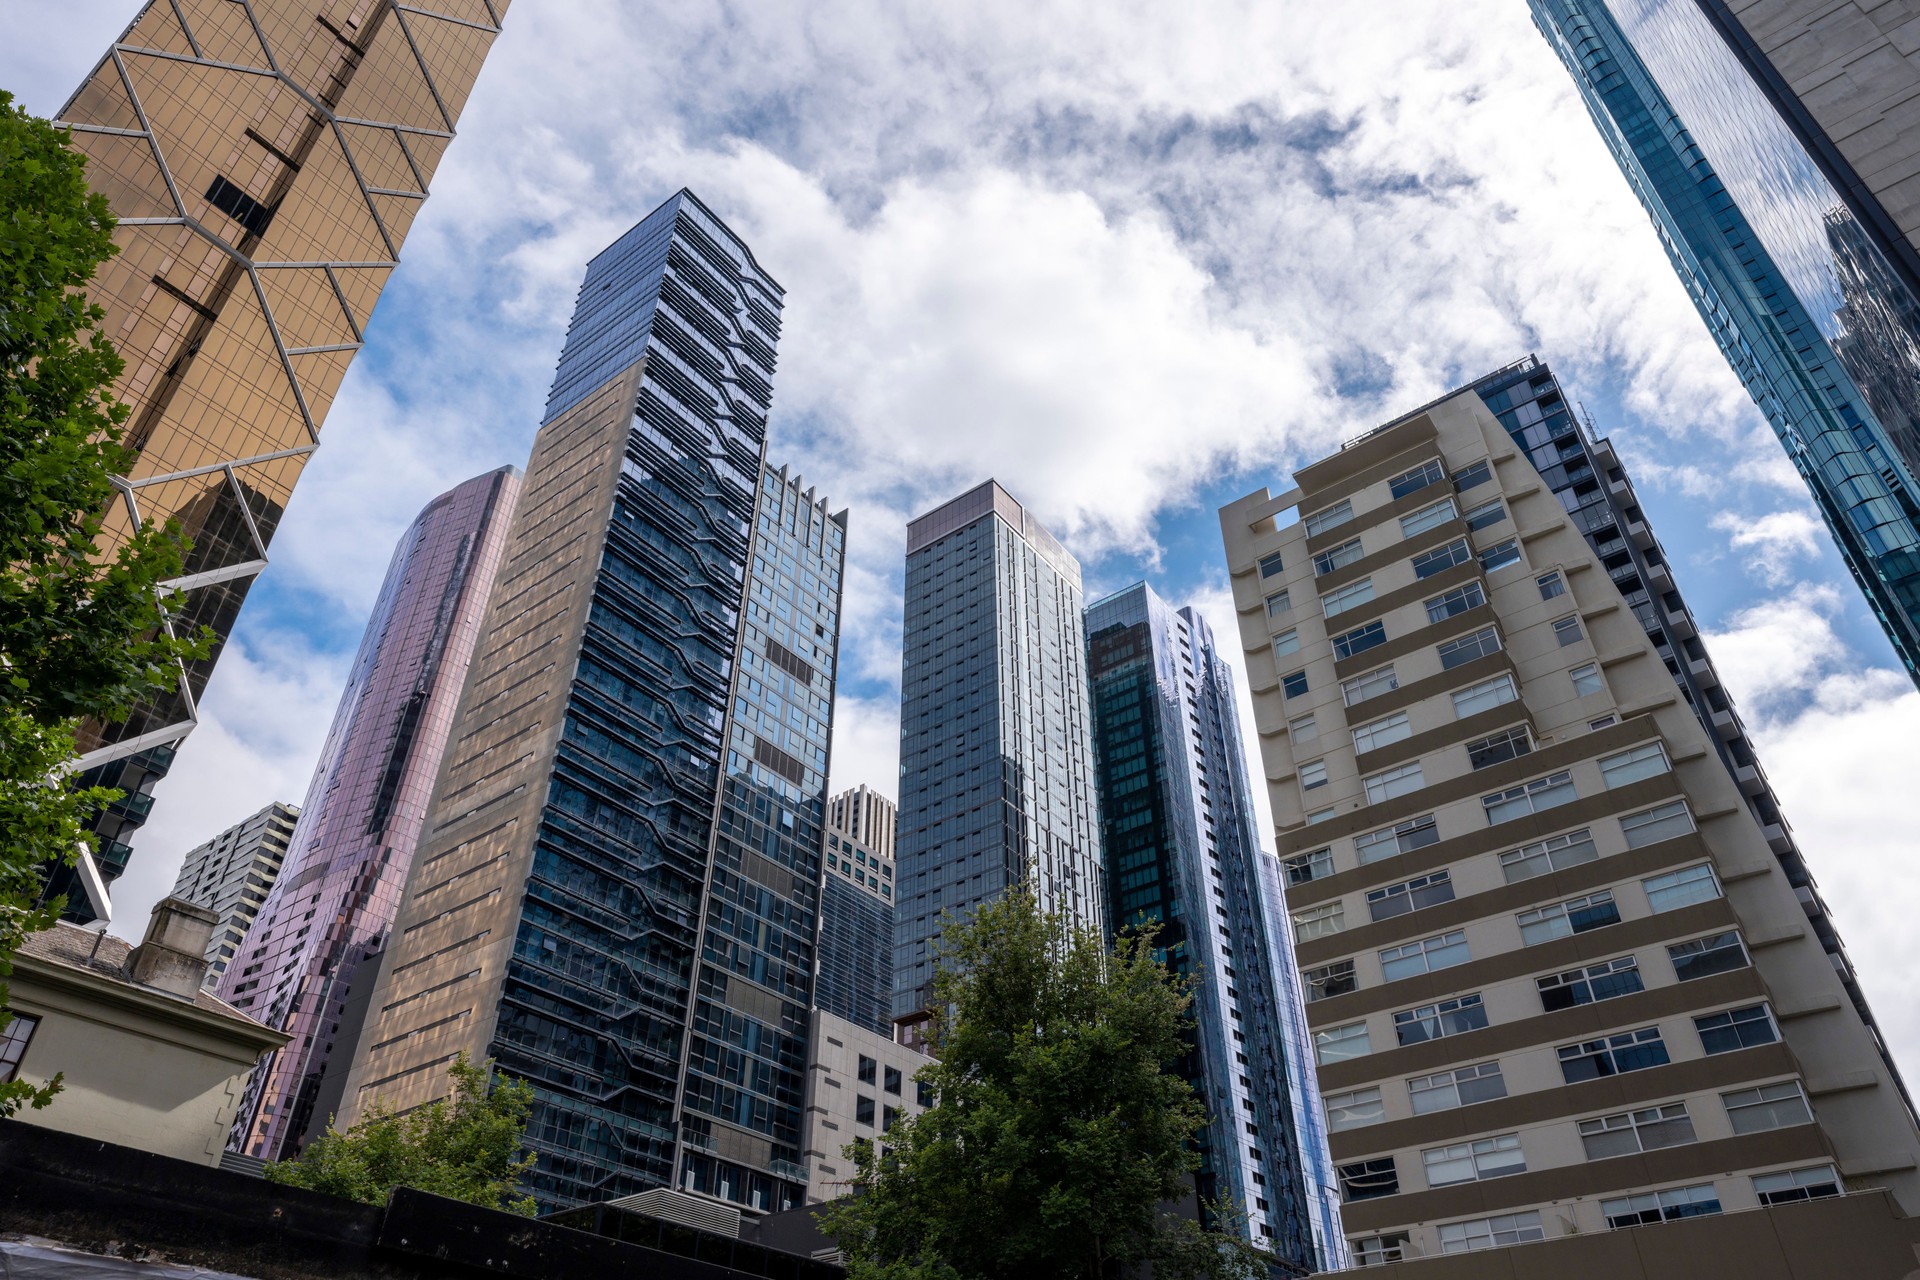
[1085,583,1341,1272]
[337,191,847,1215]
[48,0,513,909]
[816,786,896,1036]
[217,465,519,1160]
[1221,382,1920,1266]
[1530,0,1920,684]
[893,481,1105,1020]
[170,799,300,985]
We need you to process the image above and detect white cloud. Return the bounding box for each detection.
[1710,508,1825,586]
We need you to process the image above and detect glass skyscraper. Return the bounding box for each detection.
[893,481,1105,1020]
[815,787,896,1036]
[1086,583,1342,1273]
[48,1,512,908]
[218,465,519,1160]
[1531,0,1920,683]
[336,191,846,1215]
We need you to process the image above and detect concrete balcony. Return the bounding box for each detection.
[1627,518,1655,550]
[1762,822,1795,855]
[1688,656,1721,688]
[1665,605,1697,640]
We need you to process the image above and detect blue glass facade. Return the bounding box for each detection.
[1531,0,1920,682]
[1086,584,1340,1274]
[813,874,893,1036]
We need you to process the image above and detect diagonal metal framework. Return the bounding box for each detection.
[50,0,512,900]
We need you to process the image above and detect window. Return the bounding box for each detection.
[1333,621,1387,661]
[1754,1166,1841,1205]
[1368,871,1455,921]
[1338,1158,1399,1202]
[1315,538,1365,576]
[1499,828,1598,882]
[856,1096,876,1125]
[1409,1061,1507,1114]
[1393,993,1486,1046]
[1590,714,1619,730]
[1321,578,1375,617]
[1265,590,1292,618]
[1644,862,1719,912]
[1400,497,1458,538]
[1325,1087,1385,1132]
[1306,807,1336,825]
[1571,662,1605,697]
[1483,771,1576,823]
[1536,571,1565,599]
[884,1066,902,1095]
[1537,956,1643,1012]
[1350,1234,1409,1266]
[1479,538,1522,572]
[1364,762,1424,803]
[858,1055,877,1084]
[0,1012,37,1082]
[1579,1103,1696,1159]
[1412,538,1472,579]
[1342,665,1399,706]
[1453,459,1493,491]
[1380,930,1469,981]
[1284,848,1333,884]
[1695,1004,1778,1054]
[1281,670,1310,699]
[1558,1027,1669,1083]
[1438,626,1501,669]
[1314,1021,1370,1064]
[1353,711,1411,754]
[1293,901,1344,943]
[1355,814,1438,864]
[1616,801,1694,853]
[1517,890,1619,945]
[1389,459,1445,499]
[883,1105,901,1130]
[917,1080,935,1107]
[1259,552,1285,578]
[1600,742,1669,788]
[1425,582,1485,623]
[1423,1133,1525,1187]
[1304,960,1357,1002]
[1272,628,1301,658]
[1451,673,1517,717]
[1723,1081,1813,1134]
[1437,1211,1543,1254]
[1305,499,1354,538]
[1299,759,1329,791]
[1465,725,1532,770]
[1602,1184,1721,1229]
[1289,713,1319,741]
[1669,931,1748,982]
[1463,498,1506,531]
[1551,615,1583,646]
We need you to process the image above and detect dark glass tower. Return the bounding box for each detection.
[1086,583,1341,1274]
[815,788,896,1036]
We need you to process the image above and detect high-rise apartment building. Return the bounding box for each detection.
[171,800,299,984]
[217,465,519,1160]
[1221,384,1920,1266]
[337,191,846,1215]
[1085,583,1342,1272]
[1530,0,1920,685]
[893,481,1105,1019]
[816,787,896,1036]
[48,0,512,910]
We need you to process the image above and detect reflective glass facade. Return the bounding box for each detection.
[893,481,1105,1019]
[1086,584,1340,1273]
[816,788,896,1036]
[218,466,518,1160]
[1531,0,1920,683]
[50,0,513,911]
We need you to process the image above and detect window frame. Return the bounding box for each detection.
[1479,538,1522,573]
[1424,581,1486,623]
[1367,870,1456,922]
[1388,458,1446,500]
[1644,862,1720,912]
[1352,711,1412,754]
[1421,1132,1526,1188]
[1321,577,1376,618]
[1292,900,1345,943]
[1668,930,1749,982]
[1536,955,1643,1012]
[1355,814,1438,864]
[1408,1060,1507,1114]
[1333,620,1389,661]
[1324,1086,1385,1132]
[1465,724,1532,770]
[1412,538,1472,580]
[1314,537,1366,576]
[1498,828,1598,883]
[1557,1026,1670,1083]
[1380,929,1470,981]
[1578,1102,1697,1160]
[1392,992,1487,1046]
[1516,889,1620,946]
[1438,625,1502,670]
[1622,800,1695,849]
[1723,1081,1813,1135]
[1363,761,1425,804]
[1342,664,1400,706]
[1399,496,1459,538]
[1695,1003,1779,1055]
[1482,771,1577,824]
[1258,552,1286,578]
[1601,1183,1722,1229]
[1304,499,1354,538]
[1314,1020,1370,1064]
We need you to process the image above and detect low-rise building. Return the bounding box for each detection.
[800,1010,932,1204]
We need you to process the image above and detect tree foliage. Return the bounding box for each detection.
[0,90,206,1118]
[265,1053,539,1214]
[822,888,1265,1280]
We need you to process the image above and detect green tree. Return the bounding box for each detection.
[822,888,1265,1280]
[0,90,206,1119]
[265,1053,539,1214]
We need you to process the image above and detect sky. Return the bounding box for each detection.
[8,1,1920,1074]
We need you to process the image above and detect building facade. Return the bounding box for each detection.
[47,0,513,908]
[1221,386,1920,1265]
[893,481,1105,1019]
[1085,583,1341,1272]
[171,800,299,985]
[817,787,895,1036]
[827,784,897,861]
[1530,0,1920,685]
[337,191,846,1216]
[798,1008,931,1205]
[216,465,519,1160]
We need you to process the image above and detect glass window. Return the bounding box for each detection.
[1602,1183,1721,1229]
[0,1013,37,1083]
[1723,1081,1813,1134]
[1479,538,1522,573]
[1412,538,1472,579]
[1753,1166,1842,1206]
[1422,1133,1525,1187]
[1536,571,1566,599]
[1622,800,1695,848]
[1517,890,1620,945]
[1364,761,1424,803]
[1600,742,1669,788]
[1355,814,1438,864]
[1315,538,1365,576]
[1284,848,1333,885]
[1400,497,1458,538]
[1579,1104,1696,1160]
[1322,578,1375,617]
[883,1105,901,1130]
[1695,1004,1778,1054]
[1590,714,1619,730]
[1342,665,1399,706]
[1289,713,1319,741]
[1425,582,1486,623]
[1453,459,1493,492]
[1552,615,1584,646]
[1299,759,1329,791]
[1305,499,1354,538]
[1451,673,1518,717]
[1393,993,1487,1046]
[1293,901,1344,943]
[884,1066,902,1095]
[1259,552,1285,578]
[858,1055,877,1084]
[1281,670,1310,699]
[1483,771,1577,824]
[1537,955,1643,1012]
[1351,1234,1409,1266]
[1389,459,1446,499]
[1265,589,1292,618]
[1644,863,1719,912]
[1409,1061,1507,1115]
[1325,1086,1385,1132]
[1304,960,1358,1002]
[856,1096,876,1125]
[1338,1157,1399,1202]
[1571,662,1605,696]
[1499,828,1598,882]
[1333,621,1388,661]
[1367,871,1455,922]
[1669,931,1748,982]
[1558,1027,1670,1083]
[1437,1211,1543,1254]
[1438,626,1502,669]
[1314,1021,1370,1064]
[1465,725,1532,770]
[1380,930,1469,981]
[1463,498,1506,531]
[918,1080,936,1107]
[1272,628,1301,658]
[1353,711,1411,754]
[1306,807,1336,825]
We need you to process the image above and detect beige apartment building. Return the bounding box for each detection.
[1221,387,1920,1267]
[799,1009,931,1204]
